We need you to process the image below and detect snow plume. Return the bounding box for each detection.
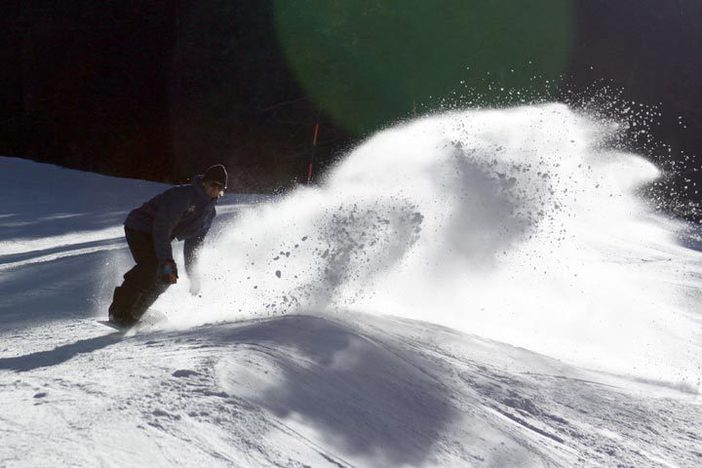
[164,103,701,387]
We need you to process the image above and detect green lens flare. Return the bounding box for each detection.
[274,0,574,135]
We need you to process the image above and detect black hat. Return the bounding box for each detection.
[203,164,228,189]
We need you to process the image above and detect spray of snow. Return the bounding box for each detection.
[161,103,701,387]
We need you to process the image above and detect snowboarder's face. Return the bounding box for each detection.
[204,181,225,200]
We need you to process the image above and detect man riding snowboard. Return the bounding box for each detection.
[108,164,227,327]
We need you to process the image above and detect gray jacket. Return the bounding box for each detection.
[125,175,216,272]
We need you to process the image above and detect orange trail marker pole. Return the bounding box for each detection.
[307,113,320,184]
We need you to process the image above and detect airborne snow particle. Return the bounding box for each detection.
[275,270,281,278]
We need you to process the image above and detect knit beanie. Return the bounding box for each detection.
[203,164,228,189]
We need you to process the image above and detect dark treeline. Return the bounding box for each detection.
[0,1,700,219]
[0,1,351,191]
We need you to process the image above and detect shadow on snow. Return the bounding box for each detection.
[190,315,458,466]
[0,333,123,372]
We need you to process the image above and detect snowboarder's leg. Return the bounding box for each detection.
[128,281,170,322]
[109,276,160,326]
[109,264,158,326]
[109,228,169,326]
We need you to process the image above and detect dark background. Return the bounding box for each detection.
[0,1,700,220]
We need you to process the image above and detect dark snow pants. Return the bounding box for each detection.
[109,227,170,325]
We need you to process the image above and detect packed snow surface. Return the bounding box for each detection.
[1,104,701,467]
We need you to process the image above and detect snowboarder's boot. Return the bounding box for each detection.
[108,286,139,327]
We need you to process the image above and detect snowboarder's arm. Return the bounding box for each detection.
[152,189,190,262]
[184,233,206,277]
[183,208,214,276]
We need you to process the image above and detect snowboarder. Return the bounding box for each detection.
[108,164,228,327]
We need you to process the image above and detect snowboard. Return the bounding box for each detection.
[98,310,168,333]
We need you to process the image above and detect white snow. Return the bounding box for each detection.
[1,104,702,467]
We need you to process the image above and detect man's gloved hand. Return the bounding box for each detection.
[160,259,178,284]
[189,275,201,296]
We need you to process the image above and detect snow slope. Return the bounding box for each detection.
[3,312,701,467]
[1,103,702,467]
